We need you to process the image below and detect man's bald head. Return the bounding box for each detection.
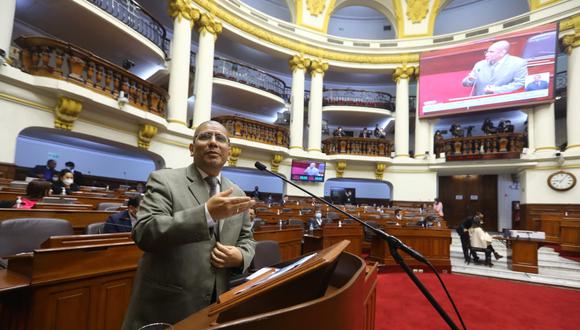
[485,40,510,63]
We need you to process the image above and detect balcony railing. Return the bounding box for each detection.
[87,0,169,57]
[14,36,168,117]
[322,137,394,157]
[212,58,289,101]
[214,116,289,147]
[435,133,525,161]
[323,89,394,110]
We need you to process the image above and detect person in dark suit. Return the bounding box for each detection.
[456,213,479,264]
[122,121,256,330]
[51,169,80,195]
[251,186,261,200]
[103,196,141,233]
[525,74,549,91]
[65,161,84,186]
[29,159,58,181]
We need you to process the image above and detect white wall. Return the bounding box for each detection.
[497,173,521,231]
[15,136,156,181]
[222,167,284,194]
[520,165,580,204]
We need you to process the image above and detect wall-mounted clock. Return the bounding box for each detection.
[547,171,576,191]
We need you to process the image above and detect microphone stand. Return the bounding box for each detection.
[255,162,465,330]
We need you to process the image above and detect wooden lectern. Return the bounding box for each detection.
[174,240,378,330]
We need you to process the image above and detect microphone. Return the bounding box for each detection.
[254,161,465,330]
[254,162,427,263]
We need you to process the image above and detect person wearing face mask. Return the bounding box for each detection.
[51,169,79,195]
[65,161,84,186]
[103,196,142,233]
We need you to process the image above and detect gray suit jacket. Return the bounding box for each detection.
[122,165,255,329]
[462,55,528,96]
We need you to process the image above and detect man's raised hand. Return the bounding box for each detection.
[207,188,255,220]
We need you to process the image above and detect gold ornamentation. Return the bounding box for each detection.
[393,0,442,38]
[289,54,311,72]
[561,14,580,54]
[138,124,158,149]
[393,65,416,82]
[228,146,242,166]
[529,0,561,11]
[271,154,283,172]
[406,0,430,23]
[168,0,201,27]
[191,0,419,64]
[306,0,326,17]
[309,59,329,74]
[54,96,82,131]
[196,13,223,37]
[335,160,347,178]
[375,163,386,180]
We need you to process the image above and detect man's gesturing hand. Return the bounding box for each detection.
[207,188,255,220]
[211,242,243,268]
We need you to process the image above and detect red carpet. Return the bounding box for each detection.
[375,272,580,330]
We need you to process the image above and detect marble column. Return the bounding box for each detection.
[563,25,580,154]
[166,1,199,129]
[288,55,310,150]
[307,59,328,152]
[191,13,222,129]
[393,65,415,158]
[533,103,556,155]
[413,74,430,158]
[0,0,16,63]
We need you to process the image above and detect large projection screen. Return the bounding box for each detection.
[419,23,557,118]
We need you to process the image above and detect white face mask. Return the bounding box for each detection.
[63,178,74,186]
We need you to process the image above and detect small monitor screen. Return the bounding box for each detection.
[291,160,326,182]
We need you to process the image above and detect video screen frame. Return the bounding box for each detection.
[290,159,326,182]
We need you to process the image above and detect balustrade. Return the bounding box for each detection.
[323,89,394,110]
[212,57,289,101]
[214,116,289,147]
[87,0,169,56]
[435,133,525,161]
[14,36,168,117]
[322,137,394,157]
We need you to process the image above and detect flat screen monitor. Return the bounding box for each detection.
[291,160,326,182]
[419,23,557,118]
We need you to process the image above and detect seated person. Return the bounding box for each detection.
[481,119,497,135]
[10,180,52,209]
[29,159,58,181]
[374,124,386,138]
[359,127,371,138]
[333,126,345,137]
[450,122,463,137]
[51,169,80,195]
[394,209,403,221]
[468,216,503,266]
[417,215,436,227]
[103,196,141,233]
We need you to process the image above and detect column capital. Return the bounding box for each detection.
[392,65,416,83]
[168,0,200,27]
[196,13,223,38]
[309,59,329,75]
[289,54,311,72]
[561,14,580,54]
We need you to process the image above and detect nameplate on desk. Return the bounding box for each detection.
[508,230,545,240]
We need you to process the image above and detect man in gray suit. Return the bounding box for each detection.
[462,40,528,96]
[123,121,256,329]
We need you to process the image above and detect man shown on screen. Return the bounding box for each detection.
[525,74,549,91]
[462,40,528,96]
[304,162,320,176]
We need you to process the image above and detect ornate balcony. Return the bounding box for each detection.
[87,0,169,56]
[14,36,168,117]
[212,57,289,101]
[323,89,394,110]
[214,116,289,148]
[435,133,526,161]
[322,137,394,157]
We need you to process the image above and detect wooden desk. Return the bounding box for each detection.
[252,225,303,262]
[0,209,116,234]
[369,227,452,272]
[0,191,126,209]
[508,238,543,274]
[303,224,364,257]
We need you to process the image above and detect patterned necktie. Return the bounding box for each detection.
[205,176,218,197]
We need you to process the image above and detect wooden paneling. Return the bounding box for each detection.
[539,214,561,243]
[252,226,303,262]
[438,175,498,230]
[0,163,16,179]
[508,239,540,274]
[97,277,134,330]
[519,203,580,230]
[322,225,363,256]
[560,218,580,253]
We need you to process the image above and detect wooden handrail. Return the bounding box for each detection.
[435,132,525,160]
[322,136,394,157]
[213,116,289,147]
[14,36,168,117]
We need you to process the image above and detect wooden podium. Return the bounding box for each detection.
[174,240,378,330]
